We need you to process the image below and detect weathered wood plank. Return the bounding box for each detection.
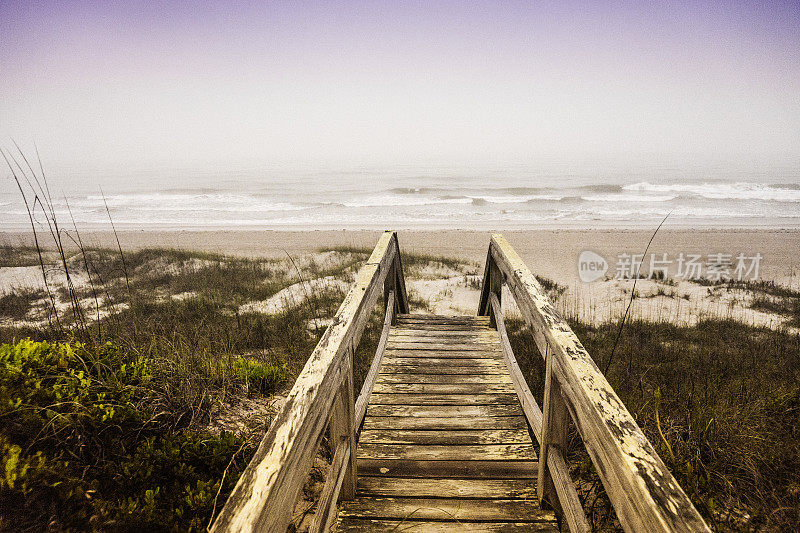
[391,328,494,334]
[394,322,491,328]
[397,314,489,322]
[329,362,356,500]
[482,234,710,533]
[358,443,536,461]
[388,338,500,345]
[361,415,528,431]
[387,341,500,350]
[390,329,499,337]
[389,332,499,340]
[358,458,538,478]
[366,404,523,418]
[357,476,537,498]
[308,436,349,533]
[371,382,516,394]
[393,323,493,331]
[388,236,410,315]
[358,428,532,445]
[375,373,512,384]
[337,519,558,532]
[379,364,507,375]
[338,497,552,521]
[381,356,507,367]
[383,348,503,359]
[211,231,400,533]
[376,371,513,384]
[367,393,519,405]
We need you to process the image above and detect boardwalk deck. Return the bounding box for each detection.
[337,314,559,531]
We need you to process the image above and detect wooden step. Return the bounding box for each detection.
[356,476,537,498]
[367,393,519,405]
[337,519,559,532]
[387,341,502,351]
[357,443,536,461]
[359,429,532,445]
[371,382,516,394]
[380,357,507,367]
[383,348,503,358]
[379,363,508,375]
[362,415,528,431]
[338,497,554,522]
[358,458,538,478]
[365,404,524,418]
[390,329,500,337]
[375,373,512,384]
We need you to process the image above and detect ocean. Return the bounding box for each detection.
[1,163,799,230]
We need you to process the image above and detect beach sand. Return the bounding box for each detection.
[3,229,799,329]
[3,228,798,284]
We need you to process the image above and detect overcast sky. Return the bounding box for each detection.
[1,0,799,173]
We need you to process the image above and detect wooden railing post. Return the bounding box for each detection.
[391,234,409,315]
[384,260,397,324]
[538,346,571,514]
[330,344,357,500]
[479,249,503,327]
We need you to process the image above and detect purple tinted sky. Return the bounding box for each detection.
[1,0,799,171]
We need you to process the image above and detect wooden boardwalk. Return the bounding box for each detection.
[338,313,558,530]
[212,232,711,533]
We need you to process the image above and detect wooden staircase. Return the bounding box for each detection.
[337,313,558,531]
[211,232,711,533]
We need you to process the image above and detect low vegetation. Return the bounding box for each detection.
[0,339,256,531]
[507,317,800,531]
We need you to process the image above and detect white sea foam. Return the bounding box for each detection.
[82,193,308,212]
[622,182,800,201]
[467,194,564,203]
[582,194,678,203]
[342,195,472,207]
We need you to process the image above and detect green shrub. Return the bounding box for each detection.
[0,339,254,531]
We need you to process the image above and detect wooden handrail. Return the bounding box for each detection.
[211,231,408,533]
[488,292,589,533]
[479,234,710,533]
[354,290,395,431]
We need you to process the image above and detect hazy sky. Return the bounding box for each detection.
[1,0,799,172]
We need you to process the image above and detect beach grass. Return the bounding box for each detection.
[505,315,800,531]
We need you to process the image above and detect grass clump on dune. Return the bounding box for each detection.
[228,357,289,393]
[0,289,44,320]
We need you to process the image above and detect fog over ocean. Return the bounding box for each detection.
[2,162,799,230]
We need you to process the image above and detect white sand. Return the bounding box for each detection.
[238,276,350,315]
[2,229,798,330]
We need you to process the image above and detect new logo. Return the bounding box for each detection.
[578,250,608,282]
